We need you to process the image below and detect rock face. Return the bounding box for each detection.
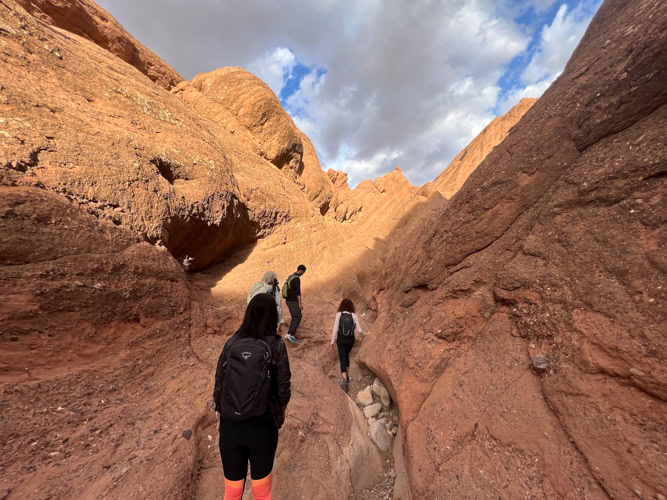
[272,361,383,499]
[330,166,422,223]
[0,0,338,271]
[425,98,536,199]
[173,67,303,174]
[359,0,667,498]
[16,0,183,89]
[172,68,337,218]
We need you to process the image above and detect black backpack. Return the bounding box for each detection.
[339,312,355,337]
[220,336,273,421]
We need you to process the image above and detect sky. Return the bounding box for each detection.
[98,0,601,187]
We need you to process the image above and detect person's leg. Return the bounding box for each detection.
[286,301,302,337]
[337,341,348,379]
[248,419,280,500]
[219,421,249,500]
[344,340,355,381]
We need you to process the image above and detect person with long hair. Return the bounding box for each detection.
[213,293,291,500]
[330,298,369,393]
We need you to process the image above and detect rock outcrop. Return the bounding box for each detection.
[16,0,183,89]
[330,166,422,223]
[359,0,667,498]
[173,68,304,174]
[422,97,536,199]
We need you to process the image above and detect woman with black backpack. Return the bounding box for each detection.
[213,293,291,500]
[330,298,369,393]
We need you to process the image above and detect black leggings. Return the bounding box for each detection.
[219,416,279,481]
[337,338,355,374]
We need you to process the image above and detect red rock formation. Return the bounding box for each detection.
[426,97,536,199]
[16,0,183,89]
[358,0,667,498]
[173,68,304,174]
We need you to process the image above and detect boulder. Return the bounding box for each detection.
[369,421,392,452]
[363,403,382,419]
[357,386,374,407]
[372,377,391,408]
[272,362,383,499]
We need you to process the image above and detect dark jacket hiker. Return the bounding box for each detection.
[213,293,291,500]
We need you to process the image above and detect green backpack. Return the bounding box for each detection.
[281,274,297,299]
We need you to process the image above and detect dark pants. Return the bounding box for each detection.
[286,300,302,336]
[219,416,279,481]
[337,337,355,374]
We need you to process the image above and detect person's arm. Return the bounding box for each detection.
[275,340,291,409]
[353,313,367,335]
[296,277,303,310]
[274,287,285,324]
[331,312,341,346]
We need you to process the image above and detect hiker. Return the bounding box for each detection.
[213,293,291,500]
[247,271,285,333]
[282,264,306,345]
[330,298,369,393]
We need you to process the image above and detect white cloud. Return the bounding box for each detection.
[98,0,599,187]
[247,47,296,96]
[499,1,601,113]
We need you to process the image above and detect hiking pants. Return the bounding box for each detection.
[286,300,302,336]
[219,416,279,481]
[337,337,355,374]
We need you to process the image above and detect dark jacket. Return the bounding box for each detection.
[286,274,301,301]
[213,333,291,428]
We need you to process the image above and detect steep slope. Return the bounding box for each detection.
[16,0,182,89]
[358,0,667,498]
[423,97,536,199]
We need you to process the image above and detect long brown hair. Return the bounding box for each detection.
[337,298,355,313]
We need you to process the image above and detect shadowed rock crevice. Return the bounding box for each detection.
[159,209,258,272]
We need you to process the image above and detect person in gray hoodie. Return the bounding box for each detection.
[247,271,285,333]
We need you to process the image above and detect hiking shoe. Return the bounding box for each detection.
[285,334,297,345]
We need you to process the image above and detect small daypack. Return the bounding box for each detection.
[220,337,273,421]
[339,312,355,337]
[281,274,297,299]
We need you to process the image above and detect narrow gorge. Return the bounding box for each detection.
[1,0,665,499]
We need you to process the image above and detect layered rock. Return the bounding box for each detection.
[16,0,183,89]
[424,97,536,199]
[359,0,667,498]
[2,1,309,271]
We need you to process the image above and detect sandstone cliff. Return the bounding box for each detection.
[16,0,183,89]
[425,97,536,199]
[358,0,667,498]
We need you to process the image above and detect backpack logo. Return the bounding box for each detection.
[242,352,252,360]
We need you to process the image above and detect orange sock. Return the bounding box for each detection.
[251,472,272,500]
[223,478,244,500]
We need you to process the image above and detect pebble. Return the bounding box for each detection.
[531,355,550,374]
[182,430,193,440]
[629,368,645,377]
